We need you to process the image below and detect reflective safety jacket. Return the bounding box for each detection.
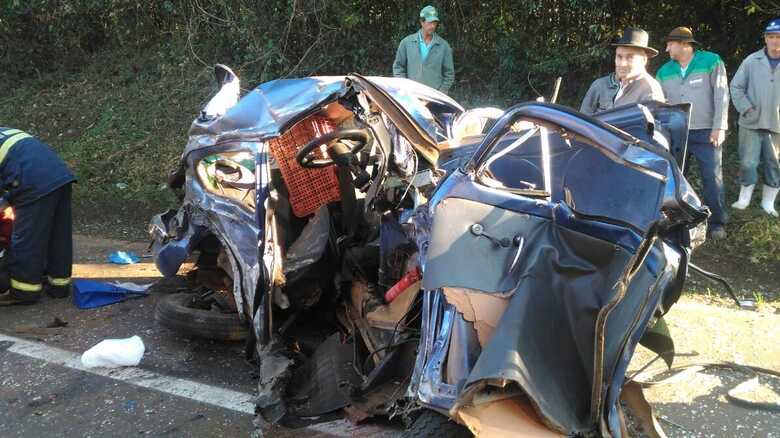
[0,128,76,206]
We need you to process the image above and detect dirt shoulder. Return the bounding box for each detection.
[629,300,780,437]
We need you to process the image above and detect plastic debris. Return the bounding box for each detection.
[106,281,152,292]
[284,206,330,274]
[108,251,140,264]
[81,335,145,368]
[73,279,151,309]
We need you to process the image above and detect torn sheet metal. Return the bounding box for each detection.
[421,101,705,435]
[454,398,564,438]
[186,76,462,153]
[366,281,420,331]
[620,381,667,438]
[442,287,509,347]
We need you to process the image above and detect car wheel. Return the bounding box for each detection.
[402,410,472,438]
[155,293,248,341]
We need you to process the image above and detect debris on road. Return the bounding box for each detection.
[81,335,145,368]
[73,279,150,309]
[108,250,140,264]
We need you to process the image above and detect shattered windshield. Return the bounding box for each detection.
[476,117,668,233]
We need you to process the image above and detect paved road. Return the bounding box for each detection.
[0,236,400,437]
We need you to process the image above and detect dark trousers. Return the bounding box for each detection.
[685,129,727,227]
[8,183,72,300]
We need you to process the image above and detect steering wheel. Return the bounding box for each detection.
[296,128,371,168]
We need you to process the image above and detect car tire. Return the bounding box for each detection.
[402,410,472,438]
[155,293,248,341]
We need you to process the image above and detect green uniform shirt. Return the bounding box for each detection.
[656,50,729,131]
[730,48,780,133]
[392,32,455,93]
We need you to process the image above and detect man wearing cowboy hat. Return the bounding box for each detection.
[580,27,665,115]
[729,19,780,217]
[656,27,730,238]
[392,5,455,93]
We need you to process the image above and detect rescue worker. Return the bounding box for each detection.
[392,5,455,93]
[580,27,665,115]
[730,19,780,217]
[656,27,730,239]
[0,128,75,305]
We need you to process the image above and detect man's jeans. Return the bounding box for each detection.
[686,129,727,227]
[737,127,780,188]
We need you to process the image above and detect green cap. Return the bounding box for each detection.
[420,5,439,23]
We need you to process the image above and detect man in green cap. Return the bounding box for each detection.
[392,5,455,93]
[580,27,665,115]
[656,27,730,238]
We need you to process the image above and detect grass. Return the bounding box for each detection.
[0,45,218,239]
[1,42,779,269]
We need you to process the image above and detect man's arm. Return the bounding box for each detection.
[648,79,666,103]
[711,59,730,130]
[392,40,407,78]
[439,44,455,93]
[710,59,730,145]
[729,60,753,114]
[579,81,599,115]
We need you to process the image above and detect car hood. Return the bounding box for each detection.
[187,75,463,148]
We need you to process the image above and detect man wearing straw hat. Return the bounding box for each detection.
[656,27,730,238]
[580,27,665,115]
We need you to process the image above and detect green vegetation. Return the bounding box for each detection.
[0,1,778,279]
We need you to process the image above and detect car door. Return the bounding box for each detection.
[419,102,706,436]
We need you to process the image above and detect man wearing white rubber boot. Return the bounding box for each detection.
[730,19,780,217]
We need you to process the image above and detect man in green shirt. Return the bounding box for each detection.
[392,5,455,94]
[656,27,730,238]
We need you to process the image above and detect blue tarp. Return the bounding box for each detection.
[73,279,150,309]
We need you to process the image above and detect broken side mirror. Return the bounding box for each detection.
[199,64,241,121]
[214,64,237,87]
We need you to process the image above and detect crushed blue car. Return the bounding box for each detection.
[150,65,708,437]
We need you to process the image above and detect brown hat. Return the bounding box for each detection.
[612,27,659,57]
[666,26,699,44]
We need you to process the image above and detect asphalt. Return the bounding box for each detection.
[3,236,778,437]
[0,236,400,438]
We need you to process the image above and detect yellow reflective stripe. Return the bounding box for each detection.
[0,132,31,165]
[0,129,23,136]
[48,276,71,286]
[11,278,43,292]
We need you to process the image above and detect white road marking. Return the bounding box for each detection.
[0,333,400,436]
[0,332,255,414]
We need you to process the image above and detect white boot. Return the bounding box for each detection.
[731,184,755,210]
[761,185,779,217]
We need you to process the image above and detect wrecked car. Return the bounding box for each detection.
[149,65,708,437]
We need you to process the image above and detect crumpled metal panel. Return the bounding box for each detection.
[416,102,707,436]
[185,76,463,155]
[180,140,263,321]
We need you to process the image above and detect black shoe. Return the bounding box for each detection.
[0,289,39,306]
[707,226,727,240]
[45,284,71,299]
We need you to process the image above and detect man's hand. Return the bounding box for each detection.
[710,128,726,147]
